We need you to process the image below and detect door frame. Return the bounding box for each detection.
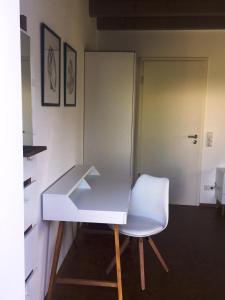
[134,57,208,206]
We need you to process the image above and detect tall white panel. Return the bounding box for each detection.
[84,52,135,177]
[0,1,25,299]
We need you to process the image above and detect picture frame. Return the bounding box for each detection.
[64,42,77,106]
[41,23,61,106]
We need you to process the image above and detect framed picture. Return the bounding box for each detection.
[64,42,77,106]
[41,23,61,106]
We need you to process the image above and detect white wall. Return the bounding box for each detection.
[20,1,96,299]
[0,1,25,300]
[98,30,225,204]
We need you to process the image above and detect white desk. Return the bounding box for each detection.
[43,165,131,300]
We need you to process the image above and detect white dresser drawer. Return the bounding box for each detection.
[24,180,37,202]
[24,200,36,231]
[24,225,38,280]
[25,269,37,300]
[23,158,36,181]
[24,181,37,230]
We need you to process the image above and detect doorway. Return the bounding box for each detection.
[135,58,208,205]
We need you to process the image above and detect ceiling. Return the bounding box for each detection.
[89,0,225,30]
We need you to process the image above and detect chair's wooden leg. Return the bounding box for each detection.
[148,237,169,272]
[138,238,145,291]
[46,222,64,300]
[106,237,130,274]
[114,225,123,300]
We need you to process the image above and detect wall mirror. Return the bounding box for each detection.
[21,31,33,145]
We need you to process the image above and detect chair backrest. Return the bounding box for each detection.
[129,174,169,228]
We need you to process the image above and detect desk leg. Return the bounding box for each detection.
[46,221,64,300]
[114,224,123,300]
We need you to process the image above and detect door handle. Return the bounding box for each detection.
[188,134,198,139]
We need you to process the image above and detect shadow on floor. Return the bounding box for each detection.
[52,205,225,300]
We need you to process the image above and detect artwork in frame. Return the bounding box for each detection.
[64,42,77,106]
[41,23,61,106]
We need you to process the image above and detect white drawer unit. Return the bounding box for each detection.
[24,224,38,280]
[215,168,225,215]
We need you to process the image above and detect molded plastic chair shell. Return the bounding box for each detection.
[119,174,169,238]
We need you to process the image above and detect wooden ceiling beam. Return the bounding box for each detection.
[90,0,225,17]
[97,16,225,30]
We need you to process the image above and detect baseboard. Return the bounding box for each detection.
[199,203,216,208]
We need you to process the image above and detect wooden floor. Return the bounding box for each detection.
[52,205,225,300]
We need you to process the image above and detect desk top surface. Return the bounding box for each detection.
[70,175,131,213]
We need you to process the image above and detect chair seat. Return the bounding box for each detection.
[119,215,164,238]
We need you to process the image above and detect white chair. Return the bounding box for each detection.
[107,174,169,291]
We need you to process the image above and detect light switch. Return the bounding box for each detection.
[206,132,213,147]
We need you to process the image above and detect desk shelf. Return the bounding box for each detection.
[42,165,130,224]
[43,165,99,222]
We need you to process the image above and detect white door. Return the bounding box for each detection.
[136,59,208,205]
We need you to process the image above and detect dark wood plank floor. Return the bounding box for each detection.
[52,206,225,300]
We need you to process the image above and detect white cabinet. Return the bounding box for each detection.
[23,166,38,300]
[84,52,135,178]
[23,158,41,300]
